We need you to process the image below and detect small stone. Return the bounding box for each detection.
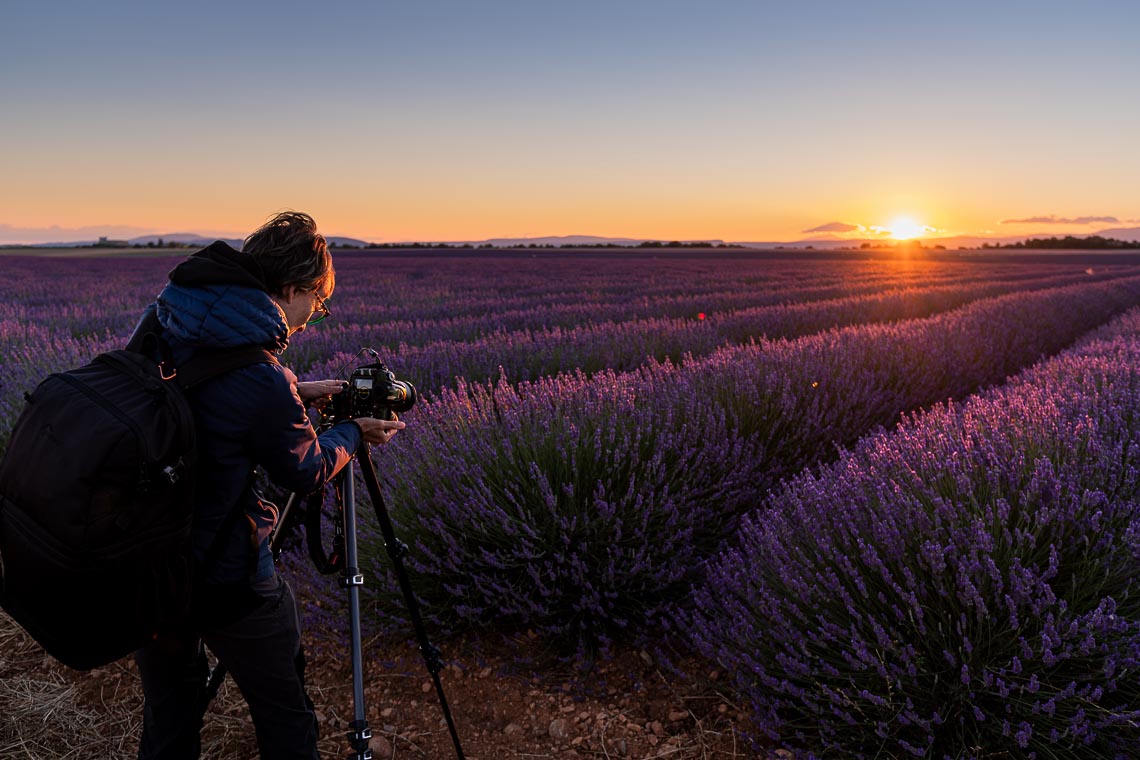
[649,720,665,737]
[772,751,795,759]
[638,650,653,666]
[668,709,688,722]
[577,710,590,722]
[616,739,628,756]
[479,666,492,678]
[380,707,395,718]
[718,704,728,714]
[421,681,432,693]
[709,669,720,681]
[549,717,571,741]
[368,735,393,759]
[504,723,524,736]
[571,736,584,746]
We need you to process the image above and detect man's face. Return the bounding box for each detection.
[278,286,330,336]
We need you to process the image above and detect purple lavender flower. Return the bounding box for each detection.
[686,308,1140,757]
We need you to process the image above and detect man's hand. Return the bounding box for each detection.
[296,379,345,410]
[354,416,406,446]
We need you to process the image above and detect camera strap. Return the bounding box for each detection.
[305,483,345,575]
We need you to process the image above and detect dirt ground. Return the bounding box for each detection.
[1,610,756,759]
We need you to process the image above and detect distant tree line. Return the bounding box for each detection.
[984,235,1140,250]
[136,239,193,249]
[85,238,193,249]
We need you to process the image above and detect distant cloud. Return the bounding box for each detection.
[804,221,860,233]
[1000,215,1119,225]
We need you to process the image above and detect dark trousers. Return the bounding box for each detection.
[135,574,320,759]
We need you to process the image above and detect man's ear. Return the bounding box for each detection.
[279,284,301,303]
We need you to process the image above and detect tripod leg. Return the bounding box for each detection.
[356,445,466,759]
[268,491,301,557]
[339,464,374,759]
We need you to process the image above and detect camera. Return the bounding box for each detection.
[323,361,417,426]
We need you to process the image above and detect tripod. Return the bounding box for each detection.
[202,444,466,760]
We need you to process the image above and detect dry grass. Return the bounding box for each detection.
[0,610,134,758]
[0,611,269,759]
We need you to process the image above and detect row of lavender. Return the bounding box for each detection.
[4,253,880,439]
[5,255,1121,444]
[290,261,1073,357]
[0,254,992,381]
[300,276,1140,656]
[0,254,985,343]
[687,308,1140,758]
[313,252,1065,325]
[0,253,1088,355]
[300,268,1128,392]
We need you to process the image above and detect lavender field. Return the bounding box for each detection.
[3,249,1140,756]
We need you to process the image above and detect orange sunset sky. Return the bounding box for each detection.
[3,1,1138,245]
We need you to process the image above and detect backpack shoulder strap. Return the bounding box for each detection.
[176,348,280,391]
[125,309,162,354]
[125,308,278,390]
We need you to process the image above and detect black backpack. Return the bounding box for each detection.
[0,332,275,670]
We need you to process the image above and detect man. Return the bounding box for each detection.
[130,211,400,759]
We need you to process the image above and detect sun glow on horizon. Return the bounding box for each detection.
[885,216,929,240]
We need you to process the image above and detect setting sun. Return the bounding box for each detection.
[887,217,927,240]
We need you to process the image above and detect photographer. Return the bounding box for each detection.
[129,212,400,759]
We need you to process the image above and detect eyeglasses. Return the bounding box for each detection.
[307,291,331,325]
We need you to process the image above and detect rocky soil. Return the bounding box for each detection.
[1,611,755,758]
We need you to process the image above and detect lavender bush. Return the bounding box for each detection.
[357,278,1140,653]
[686,309,1140,758]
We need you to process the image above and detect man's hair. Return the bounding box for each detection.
[243,211,335,297]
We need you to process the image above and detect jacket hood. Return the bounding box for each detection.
[167,241,269,292]
[154,283,289,353]
[151,241,289,354]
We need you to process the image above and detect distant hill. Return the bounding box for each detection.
[326,236,369,248]
[1091,226,1140,242]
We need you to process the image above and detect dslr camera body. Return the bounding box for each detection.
[322,361,417,427]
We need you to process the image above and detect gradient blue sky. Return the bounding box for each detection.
[3,0,1138,243]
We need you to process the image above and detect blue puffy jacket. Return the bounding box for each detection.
[131,242,361,588]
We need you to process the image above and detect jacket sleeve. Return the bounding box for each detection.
[241,363,363,494]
